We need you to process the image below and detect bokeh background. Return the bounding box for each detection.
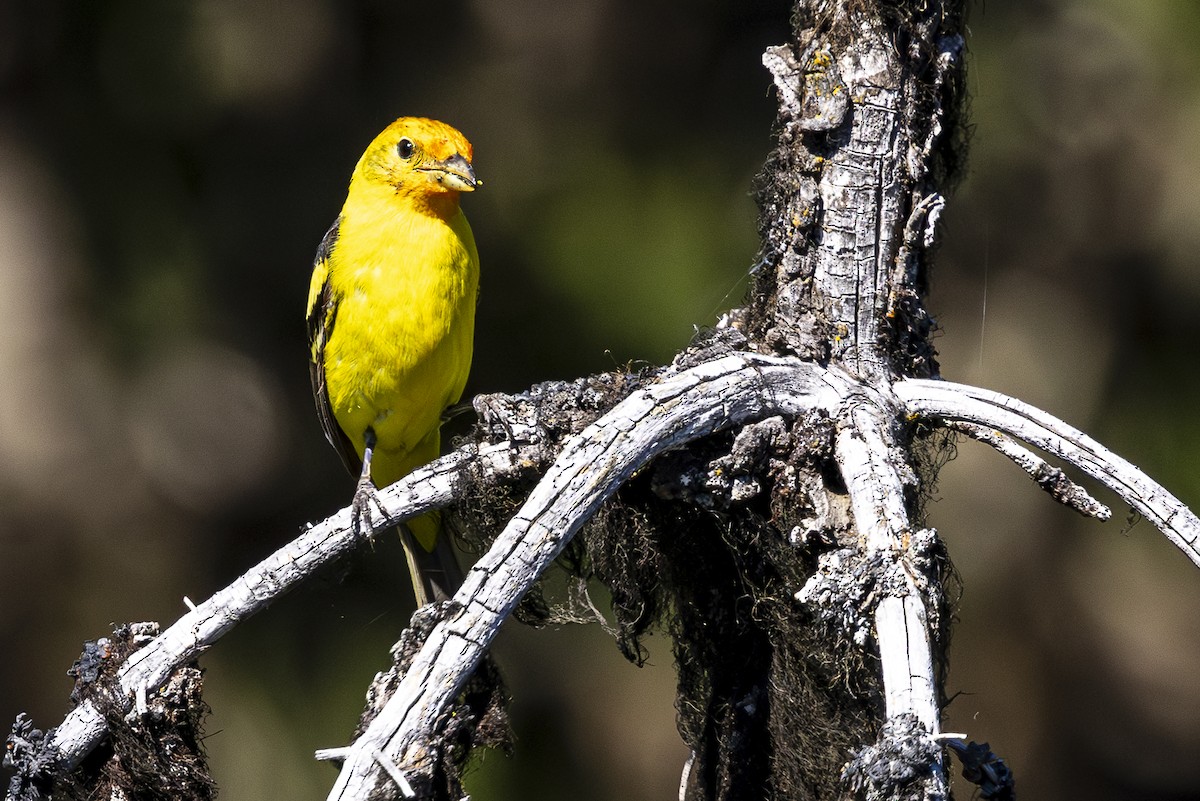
[2,1,1199,798]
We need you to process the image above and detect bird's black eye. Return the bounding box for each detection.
[397,138,415,159]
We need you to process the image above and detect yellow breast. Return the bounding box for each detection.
[321,179,479,485]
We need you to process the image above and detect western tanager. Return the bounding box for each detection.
[306,117,480,605]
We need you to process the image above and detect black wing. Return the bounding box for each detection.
[307,217,362,476]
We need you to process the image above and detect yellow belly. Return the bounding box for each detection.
[322,199,478,488]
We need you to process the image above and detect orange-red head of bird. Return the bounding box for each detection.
[353,117,480,205]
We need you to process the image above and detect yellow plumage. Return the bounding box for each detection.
[307,117,480,603]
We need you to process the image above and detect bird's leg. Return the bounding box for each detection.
[351,427,389,538]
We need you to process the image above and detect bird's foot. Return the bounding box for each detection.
[350,478,389,539]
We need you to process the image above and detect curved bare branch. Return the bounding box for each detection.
[22,444,513,780]
[895,378,1200,566]
[326,353,848,798]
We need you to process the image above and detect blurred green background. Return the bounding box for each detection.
[2,1,1199,799]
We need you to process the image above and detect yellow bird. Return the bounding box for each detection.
[307,117,480,605]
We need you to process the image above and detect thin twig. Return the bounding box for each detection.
[945,419,1111,520]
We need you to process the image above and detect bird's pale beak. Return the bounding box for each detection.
[420,153,480,192]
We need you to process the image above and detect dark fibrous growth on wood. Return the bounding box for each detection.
[7,624,214,801]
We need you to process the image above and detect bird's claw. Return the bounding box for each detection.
[350,480,389,539]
